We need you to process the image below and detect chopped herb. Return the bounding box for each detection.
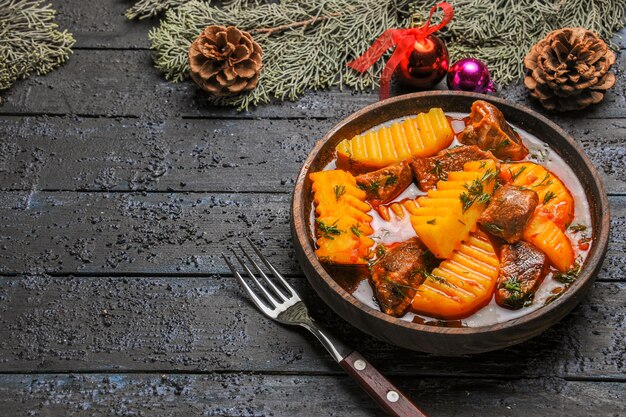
[533,172,553,188]
[501,276,522,293]
[479,160,487,169]
[554,263,581,284]
[372,228,390,241]
[459,169,495,212]
[545,292,563,305]
[333,185,346,201]
[543,190,557,204]
[457,219,466,225]
[316,220,342,240]
[445,150,455,159]
[569,224,588,233]
[492,138,511,151]
[384,174,398,187]
[531,148,550,162]
[430,160,447,181]
[375,245,387,258]
[427,218,436,225]
[509,165,527,182]
[484,223,504,234]
[350,224,362,237]
[383,276,421,292]
[358,181,380,196]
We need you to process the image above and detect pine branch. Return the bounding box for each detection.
[147,0,626,109]
[0,0,75,91]
[126,0,191,20]
[251,12,343,36]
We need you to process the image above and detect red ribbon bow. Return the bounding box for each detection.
[347,2,454,100]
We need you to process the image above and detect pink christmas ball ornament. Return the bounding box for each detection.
[447,58,495,93]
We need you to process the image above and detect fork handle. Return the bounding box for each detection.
[339,351,427,417]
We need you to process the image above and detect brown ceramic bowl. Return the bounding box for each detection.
[291,91,609,354]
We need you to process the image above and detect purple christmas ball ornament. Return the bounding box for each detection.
[447,58,494,93]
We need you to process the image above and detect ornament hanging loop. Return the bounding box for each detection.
[347,2,454,99]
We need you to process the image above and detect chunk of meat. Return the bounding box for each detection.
[496,241,548,309]
[355,161,412,207]
[459,100,529,160]
[370,238,434,317]
[478,184,539,243]
[410,145,497,191]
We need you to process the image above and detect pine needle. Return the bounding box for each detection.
[0,0,75,91]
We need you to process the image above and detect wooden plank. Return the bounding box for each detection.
[2,50,625,119]
[0,191,624,277]
[0,373,623,417]
[1,116,625,194]
[52,0,152,49]
[0,275,623,379]
[0,116,334,193]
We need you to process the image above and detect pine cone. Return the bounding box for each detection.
[524,28,616,112]
[189,25,262,96]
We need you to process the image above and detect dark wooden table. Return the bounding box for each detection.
[0,2,624,415]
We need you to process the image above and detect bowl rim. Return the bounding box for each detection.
[292,90,610,335]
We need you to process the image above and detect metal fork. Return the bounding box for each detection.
[223,238,427,417]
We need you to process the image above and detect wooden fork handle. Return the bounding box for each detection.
[339,351,428,417]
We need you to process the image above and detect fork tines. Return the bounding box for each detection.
[222,238,300,317]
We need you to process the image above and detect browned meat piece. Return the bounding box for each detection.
[458,100,529,161]
[478,184,538,243]
[370,238,434,317]
[496,241,548,309]
[410,145,497,191]
[356,161,412,207]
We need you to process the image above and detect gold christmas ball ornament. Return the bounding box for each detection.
[189,25,262,96]
[524,27,616,112]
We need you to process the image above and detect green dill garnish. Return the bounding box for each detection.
[350,224,362,237]
[545,292,563,305]
[531,148,550,162]
[445,150,455,159]
[554,263,581,284]
[457,219,466,225]
[358,181,380,196]
[479,160,487,169]
[459,169,495,212]
[492,138,511,151]
[569,224,587,233]
[384,174,398,187]
[427,219,436,225]
[430,160,447,181]
[484,223,504,234]
[375,245,386,258]
[543,191,556,204]
[316,220,342,240]
[333,185,346,201]
[501,276,522,293]
[533,172,553,188]
[509,165,527,182]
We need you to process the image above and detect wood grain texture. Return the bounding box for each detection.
[0,116,624,194]
[1,50,625,119]
[0,191,624,277]
[0,373,623,417]
[0,275,623,379]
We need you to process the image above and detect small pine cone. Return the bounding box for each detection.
[189,25,262,96]
[524,28,616,112]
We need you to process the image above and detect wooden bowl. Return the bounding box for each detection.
[291,91,610,354]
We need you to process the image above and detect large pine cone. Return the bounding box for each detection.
[524,28,616,111]
[189,26,262,96]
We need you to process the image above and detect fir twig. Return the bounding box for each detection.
[0,0,75,91]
